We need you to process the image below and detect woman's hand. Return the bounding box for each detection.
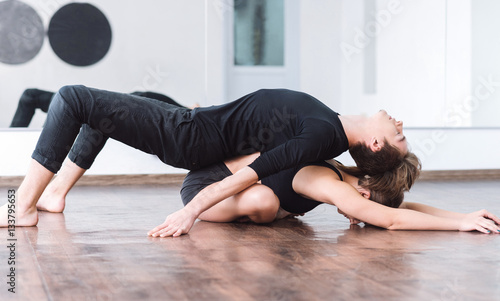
[458,209,500,234]
[338,208,362,225]
[147,207,198,237]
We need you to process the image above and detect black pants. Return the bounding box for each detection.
[10,89,53,127]
[10,89,186,128]
[31,86,200,173]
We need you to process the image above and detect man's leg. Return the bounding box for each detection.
[37,159,86,212]
[1,85,199,227]
[38,90,195,213]
[130,91,188,108]
[0,159,53,226]
[10,89,54,127]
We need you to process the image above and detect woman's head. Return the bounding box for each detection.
[337,152,422,208]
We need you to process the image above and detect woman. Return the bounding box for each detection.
[0,85,414,236]
[179,152,406,224]
[147,152,500,237]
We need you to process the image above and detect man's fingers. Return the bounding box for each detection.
[172,228,184,237]
[148,222,169,236]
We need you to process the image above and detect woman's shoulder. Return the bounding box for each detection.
[296,160,343,181]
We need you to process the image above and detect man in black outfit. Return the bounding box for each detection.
[0,86,410,237]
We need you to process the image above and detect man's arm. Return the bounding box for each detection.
[148,166,259,237]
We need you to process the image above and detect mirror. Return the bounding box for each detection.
[0,0,208,129]
[1,0,499,129]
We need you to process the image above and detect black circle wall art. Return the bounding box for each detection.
[0,0,44,65]
[48,3,112,67]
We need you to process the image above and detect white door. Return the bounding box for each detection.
[226,0,300,101]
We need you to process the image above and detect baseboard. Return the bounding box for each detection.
[1,170,499,188]
[0,174,187,188]
[417,169,500,181]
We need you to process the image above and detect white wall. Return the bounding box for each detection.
[3,127,500,176]
[1,0,499,177]
[0,0,215,127]
[0,130,183,176]
[471,0,500,127]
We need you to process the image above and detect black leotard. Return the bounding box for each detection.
[181,160,343,214]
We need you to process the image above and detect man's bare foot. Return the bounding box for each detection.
[0,203,38,227]
[36,187,65,213]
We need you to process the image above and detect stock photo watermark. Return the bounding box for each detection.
[213,0,233,19]
[341,0,404,63]
[412,74,500,162]
[440,277,463,301]
[6,189,17,294]
[132,65,169,92]
[236,106,297,155]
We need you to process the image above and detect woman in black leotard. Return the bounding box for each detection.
[177,152,500,235]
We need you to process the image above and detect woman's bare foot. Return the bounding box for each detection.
[234,216,251,223]
[0,202,38,227]
[275,207,304,220]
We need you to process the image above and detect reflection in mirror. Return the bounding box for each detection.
[1,1,500,128]
[0,1,207,129]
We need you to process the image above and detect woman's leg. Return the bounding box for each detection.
[198,183,280,223]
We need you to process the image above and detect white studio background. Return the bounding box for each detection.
[1,0,500,176]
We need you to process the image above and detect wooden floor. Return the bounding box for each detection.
[1,180,499,301]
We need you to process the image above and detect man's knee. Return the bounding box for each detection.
[57,85,86,100]
[18,89,39,106]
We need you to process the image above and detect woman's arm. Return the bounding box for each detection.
[293,166,500,233]
[399,202,466,219]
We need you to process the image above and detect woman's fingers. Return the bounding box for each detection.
[483,210,500,225]
[478,218,500,234]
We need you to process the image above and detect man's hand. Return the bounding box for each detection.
[148,207,198,238]
[459,209,500,234]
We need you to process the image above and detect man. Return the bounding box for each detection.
[0,86,410,237]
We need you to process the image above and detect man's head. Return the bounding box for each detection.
[349,110,409,176]
[367,110,408,154]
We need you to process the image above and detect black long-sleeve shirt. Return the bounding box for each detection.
[192,89,349,179]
